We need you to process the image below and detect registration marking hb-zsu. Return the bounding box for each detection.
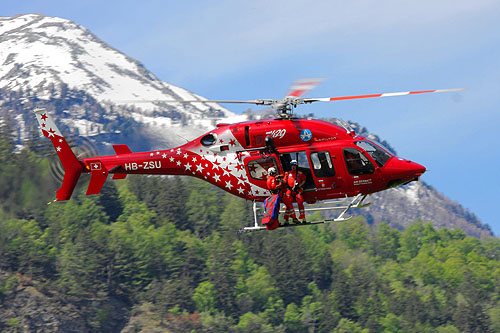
[124,161,162,171]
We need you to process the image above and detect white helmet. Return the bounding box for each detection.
[290,160,298,166]
[268,167,277,175]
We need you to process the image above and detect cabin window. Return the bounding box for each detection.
[310,151,335,177]
[247,157,278,180]
[201,133,217,146]
[279,151,310,172]
[355,140,391,167]
[343,148,375,175]
[244,126,250,146]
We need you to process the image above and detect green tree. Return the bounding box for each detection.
[283,302,305,333]
[192,281,217,313]
[334,318,368,333]
[373,222,400,260]
[236,312,275,333]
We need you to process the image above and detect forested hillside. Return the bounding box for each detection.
[1,125,500,332]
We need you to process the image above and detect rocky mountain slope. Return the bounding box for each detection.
[0,13,492,238]
[346,122,492,238]
[0,13,245,150]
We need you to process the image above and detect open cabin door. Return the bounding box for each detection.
[279,151,316,191]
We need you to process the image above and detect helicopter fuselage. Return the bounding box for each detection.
[82,118,426,203]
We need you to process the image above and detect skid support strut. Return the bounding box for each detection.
[239,193,370,233]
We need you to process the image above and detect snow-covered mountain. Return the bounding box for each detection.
[0,14,492,237]
[0,13,245,147]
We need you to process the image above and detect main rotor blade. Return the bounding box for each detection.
[303,88,467,103]
[118,99,268,105]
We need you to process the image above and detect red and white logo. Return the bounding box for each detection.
[90,162,102,171]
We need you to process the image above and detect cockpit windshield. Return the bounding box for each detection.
[355,141,392,167]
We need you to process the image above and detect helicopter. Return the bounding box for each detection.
[34,79,465,232]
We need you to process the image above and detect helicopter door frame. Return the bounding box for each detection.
[340,146,378,192]
[308,150,336,193]
[278,151,316,192]
[241,152,280,190]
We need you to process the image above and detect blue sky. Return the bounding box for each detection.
[4,1,500,235]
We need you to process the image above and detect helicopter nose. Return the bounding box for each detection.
[383,157,426,188]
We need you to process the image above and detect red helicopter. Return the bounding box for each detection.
[34,79,465,232]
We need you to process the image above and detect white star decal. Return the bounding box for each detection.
[183,153,188,159]
[162,153,167,158]
[169,157,175,162]
[222,168,230,177]
[185,162,192,170]
[237,187,245,194]
[237,177,246,185]
[196,164,204,173]
[225,181,233,190]
[192,156,197,163]
[56,146,61,152]
[59,139,63,143]
[150,152,154,157]
[176,149,182,155]
[156,151,160,155]
[176,161,181,166]
[213,174,221,182]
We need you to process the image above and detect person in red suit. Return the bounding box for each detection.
[285,160,307,224]
[267,166,296,226]
[266,167,282,194]
[264,167,284,229]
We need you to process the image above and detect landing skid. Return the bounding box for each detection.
[239,193,370,233]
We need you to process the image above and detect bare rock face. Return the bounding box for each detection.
[0,272,129,332]
[0,285,86,332]
[356,181,491,238]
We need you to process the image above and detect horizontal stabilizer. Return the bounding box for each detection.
[113,144,132,155]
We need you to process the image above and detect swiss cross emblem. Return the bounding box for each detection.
[90,162,102,171]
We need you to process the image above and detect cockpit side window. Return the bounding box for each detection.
[343,148,375,175]
[310,151,335,177]
[355,141,392,167]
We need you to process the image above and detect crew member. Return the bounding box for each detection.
[267,166,296,227]
[285,160,307,223]
[266,167,283,194]
[263,167,285,230]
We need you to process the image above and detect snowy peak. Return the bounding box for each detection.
[0,14,238,120]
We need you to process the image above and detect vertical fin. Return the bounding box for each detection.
[34,109,83,202]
